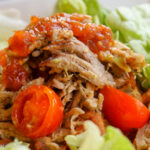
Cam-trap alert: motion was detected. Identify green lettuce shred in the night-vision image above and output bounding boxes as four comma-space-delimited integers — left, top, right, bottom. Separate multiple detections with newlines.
105, 4, 150, 63
55, 0, 109, 24
65, 121, 135, 150
0, 139, 30, 150
55, 0, 86, 14
137, 64, 150, 89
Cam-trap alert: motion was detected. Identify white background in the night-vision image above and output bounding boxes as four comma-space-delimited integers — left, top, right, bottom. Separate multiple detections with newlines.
0, 0, 149, 21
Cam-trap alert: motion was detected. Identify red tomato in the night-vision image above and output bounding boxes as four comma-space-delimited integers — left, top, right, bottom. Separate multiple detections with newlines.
12, 85, 64, 139
101, 86, 150, 131
0, 50, 7, 67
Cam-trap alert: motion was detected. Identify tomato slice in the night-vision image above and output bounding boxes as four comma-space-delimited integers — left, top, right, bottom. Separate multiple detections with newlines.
12, 85, 64, 139
101, 86, 150, 131
0, 50, 7, 67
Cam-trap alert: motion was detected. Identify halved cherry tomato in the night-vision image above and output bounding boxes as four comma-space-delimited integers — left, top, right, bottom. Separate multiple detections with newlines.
101, 86, 150, 131
12, 85, 64, 139
0, 50, 7, 67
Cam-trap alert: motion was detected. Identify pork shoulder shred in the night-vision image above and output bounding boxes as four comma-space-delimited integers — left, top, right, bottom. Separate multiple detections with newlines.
135, 122, 150, 150
99, 41, 145, 72
40, 38, 115, 88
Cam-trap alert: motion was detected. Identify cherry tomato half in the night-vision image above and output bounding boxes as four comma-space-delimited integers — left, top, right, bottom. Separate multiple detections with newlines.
101, 86, 150, 131
12, 85, 64, 139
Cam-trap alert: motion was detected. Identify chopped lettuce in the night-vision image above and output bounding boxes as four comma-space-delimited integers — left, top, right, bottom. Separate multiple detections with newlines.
105, 4, 150, 63
55, 0, 109, 24
82, 0, 109, 24
65, 121, 135, 150
137, 64, 150, 89
102, 126, 135, 150
0, 139, 30, 150
55, 0, 86, 14
65, 121, 104, 150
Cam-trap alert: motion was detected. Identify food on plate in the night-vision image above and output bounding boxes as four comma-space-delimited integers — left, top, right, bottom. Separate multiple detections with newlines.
101, 86, 149, 131
0, 139, 30, 150
12, 85, 63, 139
65, 121, 135, 150
56, 0, 150, 90
0, 10, 149, 150
0, 9, 26, 50
56, 0, 109, 24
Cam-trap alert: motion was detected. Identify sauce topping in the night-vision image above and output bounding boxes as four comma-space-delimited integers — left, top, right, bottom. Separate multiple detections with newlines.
2, 59, 28, 91
8, 31, 36, 57
0, 50, 7, 67
8, 13, 114, 57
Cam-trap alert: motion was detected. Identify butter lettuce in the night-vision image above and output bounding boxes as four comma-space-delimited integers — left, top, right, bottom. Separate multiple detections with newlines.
55, 0, 86, 14
65, 121, 135, 150
105, 4, 150, 63
102, 126, 135, 150
0, 139, 30, 150
55, 0, 109, 24
65, 121, 104, 150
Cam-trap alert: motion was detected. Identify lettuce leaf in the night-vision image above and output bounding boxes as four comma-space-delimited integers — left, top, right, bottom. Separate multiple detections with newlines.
65, 121, 135, 150
0, 139, 30, 150
55, 0, 86, 14
105, 4, 150, 63
55, 0, 109, 24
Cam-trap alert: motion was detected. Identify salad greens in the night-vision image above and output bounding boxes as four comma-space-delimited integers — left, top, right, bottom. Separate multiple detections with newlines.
0, 139, 30, 150
55, 0, 86, 14
55, 0, 109, 24
105, 4, 150, 63
65, 121, 135, 150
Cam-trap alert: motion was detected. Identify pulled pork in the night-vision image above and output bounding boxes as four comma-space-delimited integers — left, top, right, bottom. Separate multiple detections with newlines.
135, 122, 150, 150
0, 13, 147, 150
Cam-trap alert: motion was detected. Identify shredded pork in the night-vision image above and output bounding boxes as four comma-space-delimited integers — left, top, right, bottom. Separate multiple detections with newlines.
0, 13, 148, 150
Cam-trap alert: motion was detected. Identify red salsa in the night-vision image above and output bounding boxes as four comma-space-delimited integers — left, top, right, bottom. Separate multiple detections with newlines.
8, 13, 114, 57
2, 59, 28, 91
0, 50, 7, 67
9, 31, 36, 57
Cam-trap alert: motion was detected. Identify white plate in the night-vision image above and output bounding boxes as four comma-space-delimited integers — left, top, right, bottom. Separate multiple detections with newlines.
0, 0, 149, 21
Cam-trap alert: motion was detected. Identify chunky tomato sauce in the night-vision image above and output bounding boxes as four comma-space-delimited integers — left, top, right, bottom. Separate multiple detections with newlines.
4, 13, 114, 91
9, 31, 36, 57
0, 50, 7, 67
2, 59, 28, 91
8, 13, 113, 57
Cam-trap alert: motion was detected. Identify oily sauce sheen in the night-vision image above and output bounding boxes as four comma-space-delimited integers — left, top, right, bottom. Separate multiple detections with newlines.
2, 59, 28, 91
8, 13, 114, 57
4, 13, 114, 91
